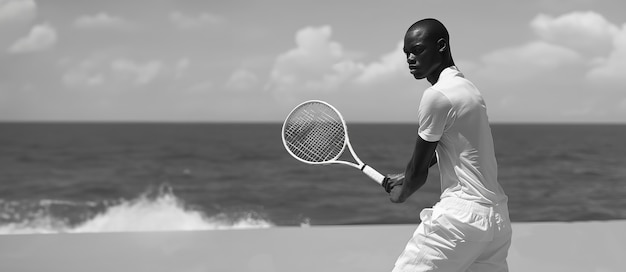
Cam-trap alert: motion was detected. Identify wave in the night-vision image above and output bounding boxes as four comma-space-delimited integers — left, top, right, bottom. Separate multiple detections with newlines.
0, 186, 274, 235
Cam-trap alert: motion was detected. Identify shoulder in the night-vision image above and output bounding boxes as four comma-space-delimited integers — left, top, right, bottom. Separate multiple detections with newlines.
420, 88, 453, 112
430, 74, 482, 108
417, 88, 454, 142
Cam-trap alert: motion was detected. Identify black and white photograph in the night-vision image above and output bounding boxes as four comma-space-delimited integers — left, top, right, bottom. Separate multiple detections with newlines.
1, 0, 625, 271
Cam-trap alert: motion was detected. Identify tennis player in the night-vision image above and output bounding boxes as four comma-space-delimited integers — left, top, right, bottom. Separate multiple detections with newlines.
382, 18, 512, 271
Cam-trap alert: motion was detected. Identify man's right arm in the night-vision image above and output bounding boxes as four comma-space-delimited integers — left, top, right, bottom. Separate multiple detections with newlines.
388, 136, 438, 203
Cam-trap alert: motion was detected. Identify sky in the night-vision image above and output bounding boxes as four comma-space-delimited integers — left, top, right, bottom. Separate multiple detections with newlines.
0, 0, 625, 123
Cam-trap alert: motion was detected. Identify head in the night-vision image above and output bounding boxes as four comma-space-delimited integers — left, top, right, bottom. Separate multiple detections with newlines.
403, 18, 454, 85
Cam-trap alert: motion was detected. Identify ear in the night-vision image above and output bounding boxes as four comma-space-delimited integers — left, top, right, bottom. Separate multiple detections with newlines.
437, 38, 448, 53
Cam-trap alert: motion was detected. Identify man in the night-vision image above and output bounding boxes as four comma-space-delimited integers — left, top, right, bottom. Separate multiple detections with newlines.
382, 18, 512, 271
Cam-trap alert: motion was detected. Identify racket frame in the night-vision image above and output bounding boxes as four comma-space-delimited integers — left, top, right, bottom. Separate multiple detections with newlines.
281, 100, 386, 184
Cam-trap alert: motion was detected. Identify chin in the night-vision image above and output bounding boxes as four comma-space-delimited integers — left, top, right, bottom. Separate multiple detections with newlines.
410, 69, 427, 79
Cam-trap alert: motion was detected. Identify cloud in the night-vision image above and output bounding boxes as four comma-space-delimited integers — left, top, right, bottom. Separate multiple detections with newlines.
0, 0, 36, 24
64, 73, 105, 87
62, 56, 188, 88
619, 99, 626, 112
526, 10, 626, 86
474, 41, 582, 82
267, 25, 413, 97
186, 80, 214, 93
111, 58, 164, 85
73, 12, 132, 30
62, 57, 106, 87
530, 11, 618, 54
225, 69, 259, 91
266, 25, 364, 93
174, 58, 190, 79
169, 11, 223, 29
586, 24, 626, 85
8, 23, 57, 53
354, 41, 405, 85
460, 10, 626, 89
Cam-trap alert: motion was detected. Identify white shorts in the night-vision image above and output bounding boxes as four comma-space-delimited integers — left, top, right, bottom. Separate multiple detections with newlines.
392, 197, 512, 272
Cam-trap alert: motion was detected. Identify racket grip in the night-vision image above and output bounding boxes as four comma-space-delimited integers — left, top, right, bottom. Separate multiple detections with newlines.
361, 164, 386, 185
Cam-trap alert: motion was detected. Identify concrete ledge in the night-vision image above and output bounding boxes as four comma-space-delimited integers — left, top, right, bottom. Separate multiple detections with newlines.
1, 220, 625, 272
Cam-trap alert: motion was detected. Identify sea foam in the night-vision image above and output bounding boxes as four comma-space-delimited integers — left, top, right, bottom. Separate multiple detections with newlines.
0, 187, 274, 235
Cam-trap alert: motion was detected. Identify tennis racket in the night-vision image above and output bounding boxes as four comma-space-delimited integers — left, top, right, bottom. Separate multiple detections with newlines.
281, 100, 388, 185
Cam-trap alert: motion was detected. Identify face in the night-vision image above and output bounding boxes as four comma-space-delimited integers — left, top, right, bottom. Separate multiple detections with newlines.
403, 28, 442, 80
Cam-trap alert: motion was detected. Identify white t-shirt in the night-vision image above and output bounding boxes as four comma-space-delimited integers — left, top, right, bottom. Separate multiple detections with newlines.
417, 66, 507, 205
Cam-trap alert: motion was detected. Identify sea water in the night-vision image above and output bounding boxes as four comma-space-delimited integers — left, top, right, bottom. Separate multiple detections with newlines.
1, 123, 625, 234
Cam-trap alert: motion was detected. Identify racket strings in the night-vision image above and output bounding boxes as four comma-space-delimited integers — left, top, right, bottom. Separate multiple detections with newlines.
283, 102, 346, 163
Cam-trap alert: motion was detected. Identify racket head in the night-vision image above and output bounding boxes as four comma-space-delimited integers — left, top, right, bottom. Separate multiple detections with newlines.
282, 100, 348, 165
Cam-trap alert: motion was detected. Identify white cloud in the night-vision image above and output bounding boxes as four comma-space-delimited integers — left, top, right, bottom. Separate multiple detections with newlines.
8, 23, 57, 53
62, 58, 105, 87
467, 10, 626, 88
169, 11, 223, 29
62, 57, 188, 88
267, 26, 414, 96
73, 12, 131, 29
225, 69, 259, 91
531, 11, 618, 54
475, 41, 582, 82
267, 25, 362, 93
186, 80, 214, 93
174, 58, 190, 79
63, 72, 105, 87
586, 24, 626, 85
354, 41, 405, 85
0, 0, 36, 23
618, 99, 626, 112
111, 58, 163, 85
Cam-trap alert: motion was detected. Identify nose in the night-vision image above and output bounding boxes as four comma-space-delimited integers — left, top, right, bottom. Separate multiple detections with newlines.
406, 53, 416, 63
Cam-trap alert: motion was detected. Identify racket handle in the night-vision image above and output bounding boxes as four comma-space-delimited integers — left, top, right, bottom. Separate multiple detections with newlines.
361, 164, 386, 185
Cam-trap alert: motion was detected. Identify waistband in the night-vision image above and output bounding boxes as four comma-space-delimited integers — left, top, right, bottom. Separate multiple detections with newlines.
437, 197, 508, 216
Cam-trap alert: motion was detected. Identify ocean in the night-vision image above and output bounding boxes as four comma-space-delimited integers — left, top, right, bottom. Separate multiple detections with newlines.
1, 123, 625, 234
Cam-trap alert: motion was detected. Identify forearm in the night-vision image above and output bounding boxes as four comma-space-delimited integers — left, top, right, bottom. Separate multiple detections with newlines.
390, 159, 429, 203
429, 152, 437, 168
387, 136, 438, 203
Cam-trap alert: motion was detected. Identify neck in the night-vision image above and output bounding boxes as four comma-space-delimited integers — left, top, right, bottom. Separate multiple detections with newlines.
427, 59, 455, 85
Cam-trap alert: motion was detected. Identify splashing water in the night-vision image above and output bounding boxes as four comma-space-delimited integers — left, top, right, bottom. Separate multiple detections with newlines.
0, 186, 273, 235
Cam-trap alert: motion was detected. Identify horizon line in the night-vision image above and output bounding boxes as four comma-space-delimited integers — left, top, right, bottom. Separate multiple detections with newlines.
0, 120, 625, 125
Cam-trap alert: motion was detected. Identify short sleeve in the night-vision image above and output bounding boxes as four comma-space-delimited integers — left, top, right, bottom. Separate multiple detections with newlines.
417, 88, 454, 142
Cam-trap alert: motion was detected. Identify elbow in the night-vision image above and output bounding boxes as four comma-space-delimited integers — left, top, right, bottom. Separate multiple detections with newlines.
405, 171, 427, 189
388, 167, 429, 204
389, 182, 421, 203
389, 178, 424, 204
388, 184, 409, 203
389, 194, 406, 203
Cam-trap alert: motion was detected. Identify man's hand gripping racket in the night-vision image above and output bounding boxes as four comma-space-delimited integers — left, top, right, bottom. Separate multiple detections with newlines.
281, 100, 390, 188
